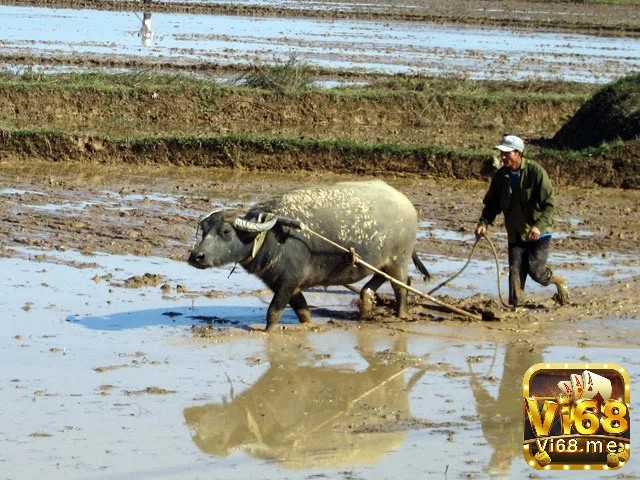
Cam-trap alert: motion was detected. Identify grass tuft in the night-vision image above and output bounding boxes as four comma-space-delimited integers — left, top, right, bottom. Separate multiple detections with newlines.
238, 56, 313, 92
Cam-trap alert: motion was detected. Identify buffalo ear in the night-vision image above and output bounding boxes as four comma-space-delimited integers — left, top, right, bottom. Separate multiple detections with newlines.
198, 209, 225, 236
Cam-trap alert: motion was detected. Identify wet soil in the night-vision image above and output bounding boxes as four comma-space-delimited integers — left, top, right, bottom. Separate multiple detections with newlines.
2, 160, 639, 347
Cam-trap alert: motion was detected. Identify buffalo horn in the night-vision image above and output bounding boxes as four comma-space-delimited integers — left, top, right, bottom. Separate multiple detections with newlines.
233, 212, 278, 232
198, 208, 223, 226
193, 209, 224, 248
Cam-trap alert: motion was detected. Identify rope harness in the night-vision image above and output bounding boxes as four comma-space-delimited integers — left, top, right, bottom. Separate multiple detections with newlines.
194, 212, 509, 321
296, 223, 507, 321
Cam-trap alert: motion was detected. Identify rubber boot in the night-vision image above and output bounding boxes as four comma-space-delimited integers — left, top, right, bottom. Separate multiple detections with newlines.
509, 268, 527, 307
509, 282, 526, 307
550, 275, 570, 305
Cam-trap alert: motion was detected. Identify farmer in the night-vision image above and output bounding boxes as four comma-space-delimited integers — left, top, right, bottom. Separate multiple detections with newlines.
474, 134, 570, 307
138, 0, 153, 46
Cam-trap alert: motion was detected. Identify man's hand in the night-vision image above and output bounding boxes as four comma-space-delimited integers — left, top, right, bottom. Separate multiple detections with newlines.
475, 224, 487, 240
528, 226, 541, 241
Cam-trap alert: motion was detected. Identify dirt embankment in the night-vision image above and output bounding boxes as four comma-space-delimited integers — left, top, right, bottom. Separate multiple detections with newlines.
1, 87, 585, 147
5, 134, 638, 188
1, 78, 639, 188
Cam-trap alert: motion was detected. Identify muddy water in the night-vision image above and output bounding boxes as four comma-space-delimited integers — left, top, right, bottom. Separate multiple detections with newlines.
2, 5, 640, 82
2, 223, 639, 477
2, 1, 640, 475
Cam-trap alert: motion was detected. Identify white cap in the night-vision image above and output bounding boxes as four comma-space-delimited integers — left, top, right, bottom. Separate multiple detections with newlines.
496, 135, 525, 153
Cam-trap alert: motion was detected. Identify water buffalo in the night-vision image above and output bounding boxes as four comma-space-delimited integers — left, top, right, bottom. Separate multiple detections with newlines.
183, 333, 427, 467
188, 180, 429, 330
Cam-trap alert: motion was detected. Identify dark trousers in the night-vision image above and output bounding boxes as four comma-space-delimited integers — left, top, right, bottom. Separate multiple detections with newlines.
508, 237, 553, 305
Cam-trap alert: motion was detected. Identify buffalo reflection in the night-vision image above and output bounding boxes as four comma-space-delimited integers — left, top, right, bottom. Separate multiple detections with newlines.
184, 332, 427, 468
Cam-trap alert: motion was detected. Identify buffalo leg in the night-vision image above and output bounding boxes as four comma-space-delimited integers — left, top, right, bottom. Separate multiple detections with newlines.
385, 264, 409, 317
265, 292, 288, 331
359, 274, 386, 317
390, 274, 409, 317
265, 284, 299, 331
289, 292, 312, 325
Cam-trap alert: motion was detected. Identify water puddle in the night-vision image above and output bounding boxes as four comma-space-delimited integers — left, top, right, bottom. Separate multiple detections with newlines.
2, 5, 639, 82
2, 237, 639, 479
0, 187, 46, 196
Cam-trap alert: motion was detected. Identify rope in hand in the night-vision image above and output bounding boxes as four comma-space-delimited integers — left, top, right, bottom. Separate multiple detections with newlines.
481, 234, 511, 309
426, 234, 510, 309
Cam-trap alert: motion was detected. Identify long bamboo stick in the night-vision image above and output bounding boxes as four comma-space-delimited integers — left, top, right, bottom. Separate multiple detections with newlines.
300, 225, 483, 321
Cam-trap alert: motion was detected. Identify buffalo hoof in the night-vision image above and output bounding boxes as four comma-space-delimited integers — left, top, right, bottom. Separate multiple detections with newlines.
359, 288, 376, 318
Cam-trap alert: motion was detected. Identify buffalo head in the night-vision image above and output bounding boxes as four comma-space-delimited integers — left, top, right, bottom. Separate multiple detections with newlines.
188, 209, 277, 269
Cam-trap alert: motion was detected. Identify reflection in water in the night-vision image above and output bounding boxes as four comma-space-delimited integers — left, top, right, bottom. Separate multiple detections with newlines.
469, 341, 542, 478
184, 333, 427, 468
138, 0, 153, 46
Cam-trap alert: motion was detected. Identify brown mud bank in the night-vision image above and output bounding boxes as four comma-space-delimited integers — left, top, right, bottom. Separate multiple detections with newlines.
1, 77, 639, 188
2, 132, 639, 189
0, 82, 590, 148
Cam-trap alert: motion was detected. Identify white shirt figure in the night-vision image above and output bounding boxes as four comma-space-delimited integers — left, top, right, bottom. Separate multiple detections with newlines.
139, 0, 153, 46
139, 12, 153, 46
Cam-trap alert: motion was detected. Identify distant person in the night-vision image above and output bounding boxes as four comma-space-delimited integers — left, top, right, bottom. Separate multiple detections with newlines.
474, 134, 569, 307
138, 0, 153, 46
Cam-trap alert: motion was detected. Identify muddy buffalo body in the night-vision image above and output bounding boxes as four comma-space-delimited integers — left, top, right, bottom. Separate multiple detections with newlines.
188, 180, 429, 330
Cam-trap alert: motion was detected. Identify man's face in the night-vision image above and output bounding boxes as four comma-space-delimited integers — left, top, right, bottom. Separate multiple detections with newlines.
500, 150, 522, 171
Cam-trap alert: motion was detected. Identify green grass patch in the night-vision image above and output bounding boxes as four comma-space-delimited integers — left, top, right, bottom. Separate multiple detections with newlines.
0, 64, 597, 101
238, 56, 313, 92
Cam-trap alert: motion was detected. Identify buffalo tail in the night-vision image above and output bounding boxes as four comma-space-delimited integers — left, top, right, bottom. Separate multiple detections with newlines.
412, 251, 431, 281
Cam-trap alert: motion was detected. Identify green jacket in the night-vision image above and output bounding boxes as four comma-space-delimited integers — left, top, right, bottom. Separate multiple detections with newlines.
478, 157, 555, 244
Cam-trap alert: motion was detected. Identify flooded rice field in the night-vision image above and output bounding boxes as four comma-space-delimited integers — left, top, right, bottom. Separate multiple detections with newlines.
2, 4, 640, 82
1, 164, 640, 479
2, 0, 640, 477
3, 244, 640, 480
